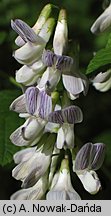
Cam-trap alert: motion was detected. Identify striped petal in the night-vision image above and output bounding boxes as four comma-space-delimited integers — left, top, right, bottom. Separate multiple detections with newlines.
62, 74, 84, 95
25, 87, 39, 115
48, 110, 64, 124
36, 90, 52, 119
62, 105, 83, 124
11, 19, 43, 44
89, 143, 105, 170
75, 143, 92, 172
48, 105, 83, 124
10, 94, 26, 113
75, 142, 105, 172
10, 117, 45, 146
42, 50, 57, 67
56, 55, 73, 72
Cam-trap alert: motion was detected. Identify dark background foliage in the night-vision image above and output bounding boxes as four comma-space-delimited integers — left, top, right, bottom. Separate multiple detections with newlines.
0, 0, 111, 199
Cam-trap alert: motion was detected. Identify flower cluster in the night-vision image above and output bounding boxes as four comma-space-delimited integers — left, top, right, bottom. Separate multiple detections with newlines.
10, 4, 105, 200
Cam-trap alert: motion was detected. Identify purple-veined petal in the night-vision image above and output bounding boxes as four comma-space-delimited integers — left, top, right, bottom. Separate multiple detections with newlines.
48, 110, 64, 124
10, 94, 26, 113
25, 87, 39, 115
75, 143, 92, 172
90, 143, 105, 170
42, 50, 57, 67
62, 105, 83, 124
11, 19, 44, 44
75, 142, 105, 172
37, 90, 52, 119
62, 74, 84, 95
48, 105, 83, 124
10, 117, 45, 146
10, 125, 31, 146
56, 55, 73, 72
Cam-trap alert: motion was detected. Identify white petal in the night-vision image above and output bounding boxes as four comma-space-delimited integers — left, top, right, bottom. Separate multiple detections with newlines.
39, 18, 55, 43
10, 94, 26, 113
92, 71, 111, 83
13, 150, 50, 188
62, 74, 84, 95
22, 117, 45, 140
53, 9, 68, 55
63, 124, 74, 148
10, 188, 30, 200
56, 127, 65, 149
38, 67, 60, 92
10, 118, 45, 146
16, 62, 44, 86
91, 3, 111, 34
93, 75, 111, 92
13, 147, 36, 164
13, 42, 45, 65
77, 170, 101, 194
15, 35, 25, 46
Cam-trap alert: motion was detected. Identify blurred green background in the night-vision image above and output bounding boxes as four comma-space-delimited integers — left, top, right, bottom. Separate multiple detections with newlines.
0, 0, 111, 200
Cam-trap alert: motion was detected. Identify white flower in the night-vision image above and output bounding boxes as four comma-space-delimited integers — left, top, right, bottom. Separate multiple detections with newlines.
91, 3, 111, 34
11, 18, 55, 65
48, 105, 83, 149
74, 142, 105, 194
15, 60, 45, 86
11, 173, 48, 200
92, 69, 111, 92
53, 9, 68, 55
10, 87, 52, 146
46, 158, 81, 200
12, 145, 52, 188
39, 9, 89, 97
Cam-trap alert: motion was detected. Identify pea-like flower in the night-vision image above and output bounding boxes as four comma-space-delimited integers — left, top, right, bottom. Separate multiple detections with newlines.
91, 69, 111, 92
12, 132, 56, 188
10, 87, 52, 146
38, 9, 89, 97
74, 142, 105, 194
11, 172, 48, 200
11, 4, 56, 86
46, 158, 81, 200
91, 2, 111, 34
48, 105, 83, 149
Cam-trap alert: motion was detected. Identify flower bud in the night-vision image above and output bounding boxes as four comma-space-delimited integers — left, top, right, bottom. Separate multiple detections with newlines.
53, 9, 68, 55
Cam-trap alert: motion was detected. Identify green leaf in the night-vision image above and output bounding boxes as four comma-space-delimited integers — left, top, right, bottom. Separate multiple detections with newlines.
0, 90, 24, 166
86, 47, 111, 74
93, 130, 111, 166
106, 33, 111, 48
